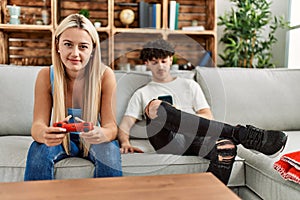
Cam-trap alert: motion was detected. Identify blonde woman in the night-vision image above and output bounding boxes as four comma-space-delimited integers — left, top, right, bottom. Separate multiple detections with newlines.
24, 14, 122, 180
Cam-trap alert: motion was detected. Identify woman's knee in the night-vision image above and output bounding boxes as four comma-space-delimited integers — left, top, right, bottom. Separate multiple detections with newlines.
89, 141, 121, 162
89, 141, 122, 176
27, 141, 65, 161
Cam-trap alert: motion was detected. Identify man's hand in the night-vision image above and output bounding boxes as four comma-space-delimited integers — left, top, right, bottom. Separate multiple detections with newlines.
144, 99, 162, 119
120, 142, 144, 154
118, 116, 142, 153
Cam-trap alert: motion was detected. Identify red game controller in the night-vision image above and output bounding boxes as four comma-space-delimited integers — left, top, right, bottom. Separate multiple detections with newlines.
53, 122, 94, 132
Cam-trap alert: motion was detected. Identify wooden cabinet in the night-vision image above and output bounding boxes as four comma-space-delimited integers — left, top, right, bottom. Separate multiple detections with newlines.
0, 0, 53, 65
0, 0, 216, 69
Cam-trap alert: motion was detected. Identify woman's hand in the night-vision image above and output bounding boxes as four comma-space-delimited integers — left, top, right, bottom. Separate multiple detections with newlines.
80, 125, 108, 144
43, 126, 67, 146
42, 115, 71, 146
74, 117, 108, 144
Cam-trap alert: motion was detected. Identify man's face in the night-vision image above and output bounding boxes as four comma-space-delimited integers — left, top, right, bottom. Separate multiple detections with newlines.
145, 56, 173, 82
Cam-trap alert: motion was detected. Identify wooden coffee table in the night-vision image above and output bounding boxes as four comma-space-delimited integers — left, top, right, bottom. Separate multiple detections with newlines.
0, 173, 240, 200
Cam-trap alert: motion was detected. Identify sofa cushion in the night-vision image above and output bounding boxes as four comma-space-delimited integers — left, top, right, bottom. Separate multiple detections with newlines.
0, 66, 44, 136
0, 136, 32, 182
0, 135, 244, 186
237, 131, 300, 200
0, 136, 95, 181
195, 67, 300, 131
115, 71, 152, 125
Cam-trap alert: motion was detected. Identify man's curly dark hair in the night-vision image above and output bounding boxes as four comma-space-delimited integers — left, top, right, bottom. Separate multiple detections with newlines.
140, 39, 175, 62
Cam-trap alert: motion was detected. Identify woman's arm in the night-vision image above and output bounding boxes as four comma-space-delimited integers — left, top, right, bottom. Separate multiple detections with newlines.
31, 67, 67, 146
80, 67, 117, 144
99, 67, 118, 141
80, 67, 118, 144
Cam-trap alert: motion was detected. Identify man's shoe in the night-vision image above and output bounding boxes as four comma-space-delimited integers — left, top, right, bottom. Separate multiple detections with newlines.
234, 125, 288, 156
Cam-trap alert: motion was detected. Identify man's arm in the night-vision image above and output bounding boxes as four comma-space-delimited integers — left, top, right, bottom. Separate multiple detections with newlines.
196, 108, 214, 120
118, 115, 144, 154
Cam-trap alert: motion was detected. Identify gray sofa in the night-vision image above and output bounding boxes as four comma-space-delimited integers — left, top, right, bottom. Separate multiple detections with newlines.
0, 65, 299, 200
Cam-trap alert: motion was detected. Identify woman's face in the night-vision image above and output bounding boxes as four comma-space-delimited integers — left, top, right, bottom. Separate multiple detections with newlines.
57, 27, 93, 73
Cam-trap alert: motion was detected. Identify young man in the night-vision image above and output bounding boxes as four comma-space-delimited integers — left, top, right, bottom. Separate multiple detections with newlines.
118, 39, 287, 184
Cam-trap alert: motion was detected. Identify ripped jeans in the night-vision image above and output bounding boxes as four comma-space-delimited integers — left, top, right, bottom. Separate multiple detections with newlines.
24, 139, 122, 181
146, 101, 237, 185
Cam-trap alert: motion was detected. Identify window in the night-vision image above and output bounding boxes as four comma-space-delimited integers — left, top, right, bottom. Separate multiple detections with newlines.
287, 0, 300, 68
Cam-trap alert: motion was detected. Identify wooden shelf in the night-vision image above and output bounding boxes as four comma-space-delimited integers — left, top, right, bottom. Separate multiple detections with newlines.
113, 28, 215, 35
95, 27, 111, 33
169, 30, 216, 36
113, 28, 164, 34
0, 0, 217, 68
0, 24, 53, 31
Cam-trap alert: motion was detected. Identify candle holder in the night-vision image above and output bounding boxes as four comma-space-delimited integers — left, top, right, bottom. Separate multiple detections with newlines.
7, 5, 21, 24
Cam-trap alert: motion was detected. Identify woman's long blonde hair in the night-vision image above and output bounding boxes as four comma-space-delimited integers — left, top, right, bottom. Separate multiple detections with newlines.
52, 14, 106, 155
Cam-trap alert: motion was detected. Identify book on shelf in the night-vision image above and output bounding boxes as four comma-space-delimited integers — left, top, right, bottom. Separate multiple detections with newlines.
138, 1, 161, 29
175, 2, 179, 30
156, 3, 161, 29
198, 51, 214, 67
151, 3, 156, 28
181, 26, 205, 31
139, 0, 149, 28
169, 1, 176, 30
169, 1, 180, 30
148, 3, 153, 27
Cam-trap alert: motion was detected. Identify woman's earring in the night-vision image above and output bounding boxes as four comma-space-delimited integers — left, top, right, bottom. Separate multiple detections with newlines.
57, 50, 60, 53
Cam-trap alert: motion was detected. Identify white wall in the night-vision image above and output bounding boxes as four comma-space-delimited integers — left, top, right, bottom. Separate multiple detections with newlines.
287, 0, 300, 68
216, 0, 289, 67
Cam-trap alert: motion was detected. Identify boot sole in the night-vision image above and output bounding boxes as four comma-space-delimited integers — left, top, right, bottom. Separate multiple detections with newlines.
251, 133, 288, 158
269, 133, 288, 158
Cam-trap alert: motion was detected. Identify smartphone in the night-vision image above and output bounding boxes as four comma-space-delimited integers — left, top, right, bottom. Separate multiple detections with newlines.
158, 95, 173, 105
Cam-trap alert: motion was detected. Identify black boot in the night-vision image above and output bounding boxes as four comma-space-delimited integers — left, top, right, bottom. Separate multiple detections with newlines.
233, 125, 288, 156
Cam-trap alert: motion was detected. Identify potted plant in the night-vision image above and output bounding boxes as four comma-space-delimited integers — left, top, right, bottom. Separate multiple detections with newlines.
218, 0, 289, 68
79, 9, 90, 18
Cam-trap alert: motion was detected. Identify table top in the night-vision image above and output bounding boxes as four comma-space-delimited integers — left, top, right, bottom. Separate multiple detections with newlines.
0, 173, 240, 200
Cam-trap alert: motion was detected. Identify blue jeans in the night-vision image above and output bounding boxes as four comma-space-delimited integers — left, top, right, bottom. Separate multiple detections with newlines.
24, 140, 122, 181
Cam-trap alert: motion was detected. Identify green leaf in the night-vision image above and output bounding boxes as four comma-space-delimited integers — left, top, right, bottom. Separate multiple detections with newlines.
217, 0, 289, 68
